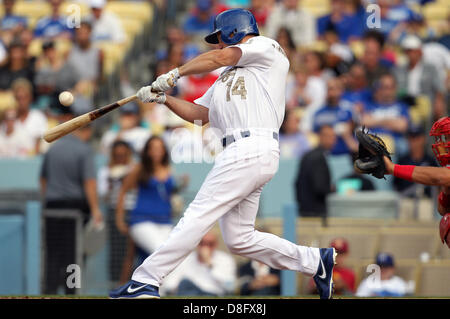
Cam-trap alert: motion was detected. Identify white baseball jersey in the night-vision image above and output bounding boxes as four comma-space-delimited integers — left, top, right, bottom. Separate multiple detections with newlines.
194, 36, 289, 135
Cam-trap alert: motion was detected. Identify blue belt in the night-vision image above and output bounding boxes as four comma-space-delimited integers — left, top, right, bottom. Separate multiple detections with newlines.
222, 131, 279, 148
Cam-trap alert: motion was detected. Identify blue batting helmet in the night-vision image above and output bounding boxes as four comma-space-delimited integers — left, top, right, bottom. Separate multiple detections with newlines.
205, 8, 259, 45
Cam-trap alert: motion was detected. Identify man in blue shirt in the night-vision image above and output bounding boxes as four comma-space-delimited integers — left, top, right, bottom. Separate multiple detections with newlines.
317, 0, 363, 43
183, 0, 215, 37
341, 63, 372, 114
34, 0, 73, 39
361, 73, 410, 155
313, 78, 358, 155
0, 0, 27, 31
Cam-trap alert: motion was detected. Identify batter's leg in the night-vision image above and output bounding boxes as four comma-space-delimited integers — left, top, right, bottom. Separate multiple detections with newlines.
130, 150, 271, 287
219, 186, 320, 276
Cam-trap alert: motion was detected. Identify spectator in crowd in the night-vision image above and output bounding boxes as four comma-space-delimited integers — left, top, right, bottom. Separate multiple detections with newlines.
40, 106, 103, 294
238, 259, 280, 296
341, 62, 372, 116
98, 140, 136, 213
360, 73, 409, 155
88, 0, 126, 44
12, 78, 48, 154
361, 30, 392, 88
296, 52, 328, 132
317, 0, 362, 43
295, 125, 335, 218
394, 35, 447, 122
325, 41, 354, 77
274, 27, 299, 68
100, 102, 151, 156
0, 0, 27, 32
286, 67, 316, 110
183, 0, 215, 38
387, 0, 415, 25
265, 0, 316, 47
356, 253, 409, 297
65, 19, 103, 114
393, 124, 437, 198
115, 136, 188, 256
0, 40, 35, 90
312, 77, 358, 155
0, 107, 34, 158
67, 21, 103, 84
97, 140, 136, 285
389, 12, 436, 45
34, 41, 78, 109
248, 0, 270, 29
163, 231, 236, 296
156, 27, 201, 66
376, 0, 399, 38
34, 0, 73, 39
279, 109, 310, 159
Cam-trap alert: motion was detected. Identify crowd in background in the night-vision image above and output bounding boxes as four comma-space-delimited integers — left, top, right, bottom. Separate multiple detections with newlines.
0, 0, 449, 297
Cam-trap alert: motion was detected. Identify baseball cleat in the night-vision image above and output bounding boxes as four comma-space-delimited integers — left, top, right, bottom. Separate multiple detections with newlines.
109, 280, 160, 299
313, 247, 337, 299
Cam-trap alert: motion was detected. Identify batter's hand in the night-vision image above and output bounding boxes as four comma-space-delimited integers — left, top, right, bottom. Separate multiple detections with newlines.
136, 86, 167, 104
151, 68, 180, 92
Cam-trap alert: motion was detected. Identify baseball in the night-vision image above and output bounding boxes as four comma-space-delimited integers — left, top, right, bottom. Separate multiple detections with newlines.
59, 91, 74, 106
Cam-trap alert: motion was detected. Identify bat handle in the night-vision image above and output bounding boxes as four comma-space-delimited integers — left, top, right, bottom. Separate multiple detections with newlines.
117, 95, 137, 106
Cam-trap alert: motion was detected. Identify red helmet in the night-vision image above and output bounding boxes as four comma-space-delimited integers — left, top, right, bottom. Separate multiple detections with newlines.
430, 117, 450, 167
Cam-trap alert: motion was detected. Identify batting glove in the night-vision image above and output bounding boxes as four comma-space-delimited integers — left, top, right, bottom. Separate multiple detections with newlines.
151, 68, 180, 92
136, 86, 167, 104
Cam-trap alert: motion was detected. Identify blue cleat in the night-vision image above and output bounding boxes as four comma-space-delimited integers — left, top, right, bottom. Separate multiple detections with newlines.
313, 247, 337, 299
109, 280, 160, 299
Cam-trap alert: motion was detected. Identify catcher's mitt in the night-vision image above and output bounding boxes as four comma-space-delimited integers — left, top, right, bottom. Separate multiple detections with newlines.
354, 127, 391, 179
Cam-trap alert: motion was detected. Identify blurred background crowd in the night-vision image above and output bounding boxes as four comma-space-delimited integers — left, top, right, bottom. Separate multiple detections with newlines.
0, 0, 449, 297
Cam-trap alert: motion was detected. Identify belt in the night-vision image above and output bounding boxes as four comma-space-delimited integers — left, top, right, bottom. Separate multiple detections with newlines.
222, 130, 279, 148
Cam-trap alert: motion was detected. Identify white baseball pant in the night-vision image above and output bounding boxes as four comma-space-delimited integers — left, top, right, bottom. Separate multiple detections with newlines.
132, 133, 320, 287
129, 222, 173, 254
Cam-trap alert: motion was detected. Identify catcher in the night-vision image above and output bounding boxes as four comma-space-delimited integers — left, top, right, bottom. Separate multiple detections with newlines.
354, 117, 450, 249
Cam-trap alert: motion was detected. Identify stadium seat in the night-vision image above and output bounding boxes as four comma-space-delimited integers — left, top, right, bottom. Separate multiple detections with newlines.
297, 229, 320, 247
303, 6, 331, 17
0, 92, 16, 113
378, 228, 438, 259
416, 260, 450, 296
120, 18, 144, 40
327, 191, 398, 219
94, 41, 127, 75
105, 1, 153, 23
13, 1, 51, 19
422, 3, 449, 21
327, 217, 386, 229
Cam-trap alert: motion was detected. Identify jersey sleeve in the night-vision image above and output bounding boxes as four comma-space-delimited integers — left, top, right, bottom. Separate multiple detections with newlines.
194, 83, 215, 108
230, 38, 274, 69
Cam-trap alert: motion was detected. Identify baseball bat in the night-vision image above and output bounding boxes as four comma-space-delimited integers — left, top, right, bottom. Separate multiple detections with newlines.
43, 95, 137, 143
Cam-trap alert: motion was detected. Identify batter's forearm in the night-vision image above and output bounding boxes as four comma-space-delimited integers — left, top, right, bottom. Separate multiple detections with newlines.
178, 48, 241, 77
164, 95, 209, 125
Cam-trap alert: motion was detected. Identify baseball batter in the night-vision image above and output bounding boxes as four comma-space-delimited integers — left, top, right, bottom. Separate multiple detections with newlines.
110, 9, 336, 299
